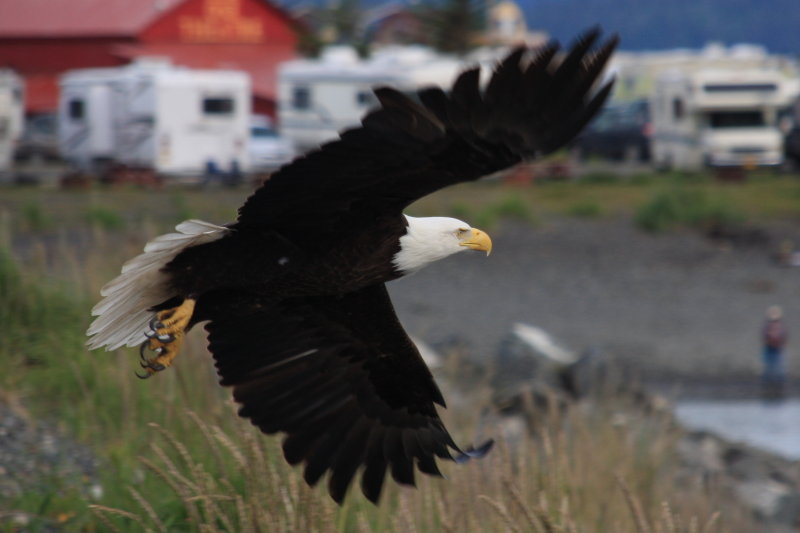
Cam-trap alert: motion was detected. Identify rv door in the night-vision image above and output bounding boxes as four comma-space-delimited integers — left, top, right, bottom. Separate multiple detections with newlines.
87, 85, 114, 161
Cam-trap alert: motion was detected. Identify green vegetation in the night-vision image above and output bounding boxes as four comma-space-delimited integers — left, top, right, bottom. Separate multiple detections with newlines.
1, 170, 797, 530
84, 206, 125, 230
21, 200, 54, 231
446, 193, 536, 229
578, 171, 620, 185
409, 169, 800, 224
0, 240, 743, 530
635, 187, 746, 233
171, 193, 197, 223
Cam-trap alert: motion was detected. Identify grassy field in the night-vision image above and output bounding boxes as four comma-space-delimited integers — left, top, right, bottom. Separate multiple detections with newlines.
2, 170, 796, 531
3, 168, 799, 237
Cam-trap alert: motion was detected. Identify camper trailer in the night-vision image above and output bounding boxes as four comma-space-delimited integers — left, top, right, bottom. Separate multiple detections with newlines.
59, 59, 250, 177
278, 46, 463, 151
651, 69, 800, 170
0, 69, 24, 172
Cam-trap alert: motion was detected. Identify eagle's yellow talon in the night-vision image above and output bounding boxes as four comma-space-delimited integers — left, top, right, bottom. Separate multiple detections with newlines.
136, 299, 195, 378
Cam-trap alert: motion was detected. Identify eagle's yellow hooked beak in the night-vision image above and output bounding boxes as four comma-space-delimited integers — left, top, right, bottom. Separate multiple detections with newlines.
459, 228, 493, 256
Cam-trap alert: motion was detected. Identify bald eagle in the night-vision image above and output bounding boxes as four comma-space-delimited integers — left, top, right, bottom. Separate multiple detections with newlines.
87, 30, 617, 504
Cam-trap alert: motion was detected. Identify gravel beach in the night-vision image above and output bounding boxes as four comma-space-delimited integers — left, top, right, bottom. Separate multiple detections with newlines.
388, 216, 800, 388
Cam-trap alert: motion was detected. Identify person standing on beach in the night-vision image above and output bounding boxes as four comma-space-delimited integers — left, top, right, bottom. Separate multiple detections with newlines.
762, 305, 788, 392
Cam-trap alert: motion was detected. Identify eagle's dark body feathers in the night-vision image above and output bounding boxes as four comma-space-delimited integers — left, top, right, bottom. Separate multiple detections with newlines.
90, 29, 618, 504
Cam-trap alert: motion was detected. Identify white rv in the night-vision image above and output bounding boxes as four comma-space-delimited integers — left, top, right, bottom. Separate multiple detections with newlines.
59, 59, 251, 177
278, 46, 464, 151
0, 69, 24, 172
650, 69, 800, 170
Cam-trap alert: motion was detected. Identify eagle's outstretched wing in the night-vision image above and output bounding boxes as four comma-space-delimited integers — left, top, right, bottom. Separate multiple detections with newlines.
205, 283, 491, 503
237, 29, 617, 246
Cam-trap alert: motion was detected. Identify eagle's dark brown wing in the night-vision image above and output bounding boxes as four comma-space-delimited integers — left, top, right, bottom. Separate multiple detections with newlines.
205, 283, 491, 503
236, 29, 617, 246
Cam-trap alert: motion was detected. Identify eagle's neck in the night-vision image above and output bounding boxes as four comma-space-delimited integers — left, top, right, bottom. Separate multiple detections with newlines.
392, 215, 463, 275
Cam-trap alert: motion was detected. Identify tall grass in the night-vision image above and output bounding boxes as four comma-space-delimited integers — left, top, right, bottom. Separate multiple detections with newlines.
0, 229, 237, 529
85, 393, 743, 533
0, 242, 755, 533
0, 185, 771, 532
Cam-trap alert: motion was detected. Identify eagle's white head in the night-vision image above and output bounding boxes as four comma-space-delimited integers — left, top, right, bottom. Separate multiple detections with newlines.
393, 215, 492, 275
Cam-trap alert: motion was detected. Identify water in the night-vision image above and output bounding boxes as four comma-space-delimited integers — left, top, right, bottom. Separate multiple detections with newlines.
674, 399, 800, 460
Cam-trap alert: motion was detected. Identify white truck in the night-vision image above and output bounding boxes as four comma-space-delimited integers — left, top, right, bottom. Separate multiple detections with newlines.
59, 59, 251, 178
0, 69, 24, 172
277, 46, 464, 152
650, 69, 800, 170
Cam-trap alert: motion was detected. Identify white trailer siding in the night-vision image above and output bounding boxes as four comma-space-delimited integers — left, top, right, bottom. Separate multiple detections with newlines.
651, 70, 799, 170
278, 46, 463, 151
59, 61, 250, 176
278, 74, 404, 150
0, 70, 23, 171
59, 69, 119, 168
151, 72, 250, 174
115, 72, 159, 168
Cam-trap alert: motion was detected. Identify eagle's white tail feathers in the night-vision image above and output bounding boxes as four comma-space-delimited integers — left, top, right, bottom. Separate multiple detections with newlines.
86, 219, 228, 351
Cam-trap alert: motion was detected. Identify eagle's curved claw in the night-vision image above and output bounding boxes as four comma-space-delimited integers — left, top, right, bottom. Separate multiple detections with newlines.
135, 298, 196, 379
139, 359, 164, 370
139, 358, 165, 371
137, 339, 169, 378
139, 341, 149, 360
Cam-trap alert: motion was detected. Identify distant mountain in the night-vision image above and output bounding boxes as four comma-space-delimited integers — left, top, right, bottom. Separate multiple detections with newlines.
523, 0, 800, 54
276, 0, 800, 54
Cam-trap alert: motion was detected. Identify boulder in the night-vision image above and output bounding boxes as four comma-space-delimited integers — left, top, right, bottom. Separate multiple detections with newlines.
677, 430, 800, 531
491, 322, 578, 411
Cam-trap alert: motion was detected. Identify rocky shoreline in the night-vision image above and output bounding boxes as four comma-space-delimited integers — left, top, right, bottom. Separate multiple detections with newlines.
393, 215, 800, 530
460, 324, 800, 532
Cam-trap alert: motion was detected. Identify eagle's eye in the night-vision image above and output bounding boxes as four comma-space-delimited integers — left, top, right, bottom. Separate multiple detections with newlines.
456, 228, 470, 238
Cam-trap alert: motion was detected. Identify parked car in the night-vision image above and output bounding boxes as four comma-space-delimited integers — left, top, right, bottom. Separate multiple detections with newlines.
248, 115, 297, 172
571, 99, 651, 162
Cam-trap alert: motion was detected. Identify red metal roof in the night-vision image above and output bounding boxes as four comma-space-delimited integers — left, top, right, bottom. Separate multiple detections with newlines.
110, 43, 296, 101
0, 0, 186, 37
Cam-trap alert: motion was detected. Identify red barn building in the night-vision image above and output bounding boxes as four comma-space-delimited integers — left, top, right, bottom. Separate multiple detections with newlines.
0, 0, 300, 117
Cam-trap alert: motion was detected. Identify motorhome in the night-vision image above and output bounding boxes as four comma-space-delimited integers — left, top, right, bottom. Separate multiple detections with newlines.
0, 69, 24, 172
59, 59, 251, 177
277, 46, 464, 151
650, 69, 800, 170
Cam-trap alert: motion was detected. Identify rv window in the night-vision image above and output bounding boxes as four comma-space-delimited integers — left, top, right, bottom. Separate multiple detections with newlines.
251, 126, 278, 138
203, 97, 235, 115
703, 83, 777, 93
292, 87, 311, 110
707, 111, 765, 129
672, 98, 684, 120
68, 99, 85, 121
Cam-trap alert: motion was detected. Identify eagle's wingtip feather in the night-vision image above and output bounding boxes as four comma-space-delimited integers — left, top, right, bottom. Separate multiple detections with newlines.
452, 438, 495, 464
